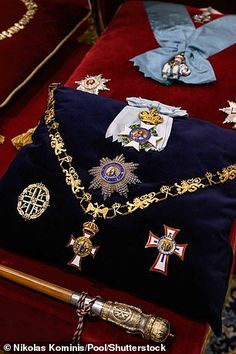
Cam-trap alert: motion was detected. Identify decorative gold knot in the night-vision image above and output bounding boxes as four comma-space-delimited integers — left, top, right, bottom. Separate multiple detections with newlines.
138, 108, 163, 125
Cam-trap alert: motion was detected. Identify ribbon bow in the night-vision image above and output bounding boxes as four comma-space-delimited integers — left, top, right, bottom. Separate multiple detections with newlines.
131, 2, 236, 85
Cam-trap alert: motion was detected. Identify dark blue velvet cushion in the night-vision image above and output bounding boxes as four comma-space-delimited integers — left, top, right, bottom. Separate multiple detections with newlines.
1, 86, 236, 335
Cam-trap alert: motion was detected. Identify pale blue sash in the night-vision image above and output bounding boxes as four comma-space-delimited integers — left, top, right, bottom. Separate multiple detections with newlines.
131, 1, 236, 85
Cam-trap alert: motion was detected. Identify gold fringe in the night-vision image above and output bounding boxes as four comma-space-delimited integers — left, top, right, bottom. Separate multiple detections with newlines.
77, 16, 98, 45
0, 135, 5, 145
11, 126, 37, 150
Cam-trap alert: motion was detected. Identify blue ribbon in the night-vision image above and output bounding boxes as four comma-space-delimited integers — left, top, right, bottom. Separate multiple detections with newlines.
131, 1, 236, 85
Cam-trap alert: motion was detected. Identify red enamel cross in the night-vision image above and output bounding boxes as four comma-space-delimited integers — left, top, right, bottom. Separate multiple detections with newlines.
145, 225, 188, 276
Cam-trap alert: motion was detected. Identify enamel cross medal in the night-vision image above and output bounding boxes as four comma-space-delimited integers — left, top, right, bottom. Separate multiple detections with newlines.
118, 108, 163, 152
67, 221, 99, 270
145, 225, 187, 275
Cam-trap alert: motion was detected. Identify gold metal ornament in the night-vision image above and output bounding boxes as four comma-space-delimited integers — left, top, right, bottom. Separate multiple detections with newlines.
101, 301, 171, 342
88, 154, 141, 200
138, 107, 163, 125
67, 221, 99, 270
17, 183, 50, 220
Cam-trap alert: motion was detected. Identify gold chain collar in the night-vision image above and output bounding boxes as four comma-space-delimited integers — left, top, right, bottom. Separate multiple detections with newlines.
0, 0, 38, 41
44, 84, 236, 221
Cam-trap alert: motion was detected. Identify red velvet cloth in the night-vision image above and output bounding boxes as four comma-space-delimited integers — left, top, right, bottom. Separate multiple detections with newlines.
0, 2, 236, 352
66, 1, 236, 128
0, 0, 89, 108
100, 0, 236, 27
0, 39, 90, 177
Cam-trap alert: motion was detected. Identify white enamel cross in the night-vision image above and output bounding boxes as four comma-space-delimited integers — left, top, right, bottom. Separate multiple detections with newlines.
145, 225, 187, 276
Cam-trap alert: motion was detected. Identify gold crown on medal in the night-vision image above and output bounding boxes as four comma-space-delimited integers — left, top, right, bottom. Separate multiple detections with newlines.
138, 108, 163, 126
83, 221, 99, 236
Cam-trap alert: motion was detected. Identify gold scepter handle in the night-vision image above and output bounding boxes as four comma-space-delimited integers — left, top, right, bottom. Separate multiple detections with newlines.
0, 264, 172, 343
100, 301, 171, 342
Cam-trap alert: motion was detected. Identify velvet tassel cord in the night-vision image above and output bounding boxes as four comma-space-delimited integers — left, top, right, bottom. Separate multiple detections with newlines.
0, 264, 172, 343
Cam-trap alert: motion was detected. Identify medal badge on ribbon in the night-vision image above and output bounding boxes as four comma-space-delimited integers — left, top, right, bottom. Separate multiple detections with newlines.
118, 108, 163, 152
67, 221, 99, 270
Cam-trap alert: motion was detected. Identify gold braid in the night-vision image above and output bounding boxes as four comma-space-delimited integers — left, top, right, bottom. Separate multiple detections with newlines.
44, 84, 236, 221
0, 0, 38, 41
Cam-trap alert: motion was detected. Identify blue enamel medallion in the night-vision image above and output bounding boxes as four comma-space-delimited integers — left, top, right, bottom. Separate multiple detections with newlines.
101, 162, 125, 183
129, 127, 151, 143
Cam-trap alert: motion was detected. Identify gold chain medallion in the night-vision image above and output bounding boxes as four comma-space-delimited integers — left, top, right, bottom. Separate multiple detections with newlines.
44, 84, 236, 270
0, 0, 38, 41
17, 183, 50, 220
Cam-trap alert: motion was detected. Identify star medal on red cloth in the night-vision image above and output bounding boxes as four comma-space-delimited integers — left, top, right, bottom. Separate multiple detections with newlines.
75, 74, 110, 95
219, 101, 236, 129
88, 154, 141, 200
17, 183, 50, 220
145, 225, 188, 275
67, 221, 99, 270
118, 108, 163, 152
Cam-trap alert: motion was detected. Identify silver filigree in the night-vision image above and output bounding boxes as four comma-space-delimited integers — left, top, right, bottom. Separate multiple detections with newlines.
17, 183, 50, 220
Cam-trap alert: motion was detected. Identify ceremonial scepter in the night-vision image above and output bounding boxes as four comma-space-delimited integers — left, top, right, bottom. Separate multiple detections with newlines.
0, 264, 172, 343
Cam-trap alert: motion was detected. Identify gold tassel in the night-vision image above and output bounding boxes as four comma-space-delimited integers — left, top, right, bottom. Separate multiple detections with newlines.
11, 126, 37, 150
78, 16, 98, 45
0, 135, 5, 145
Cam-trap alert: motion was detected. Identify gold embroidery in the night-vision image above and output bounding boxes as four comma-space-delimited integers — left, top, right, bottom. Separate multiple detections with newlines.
0, 1, 38, 41
174, 177, 205, 194
44, 84, 236, 223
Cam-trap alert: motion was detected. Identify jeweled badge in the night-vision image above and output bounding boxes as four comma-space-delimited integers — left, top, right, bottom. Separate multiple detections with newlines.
17, 183, 50, 220
118, 122, 162, 151
75, 74, 110, 95
219, 101, 236, 129
67, 221, 99, 270
145, 225, 187, 276
89, 154, 141, 199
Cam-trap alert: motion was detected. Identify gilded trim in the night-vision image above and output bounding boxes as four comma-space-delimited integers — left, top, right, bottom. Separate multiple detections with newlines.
0, 9, 91, 108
